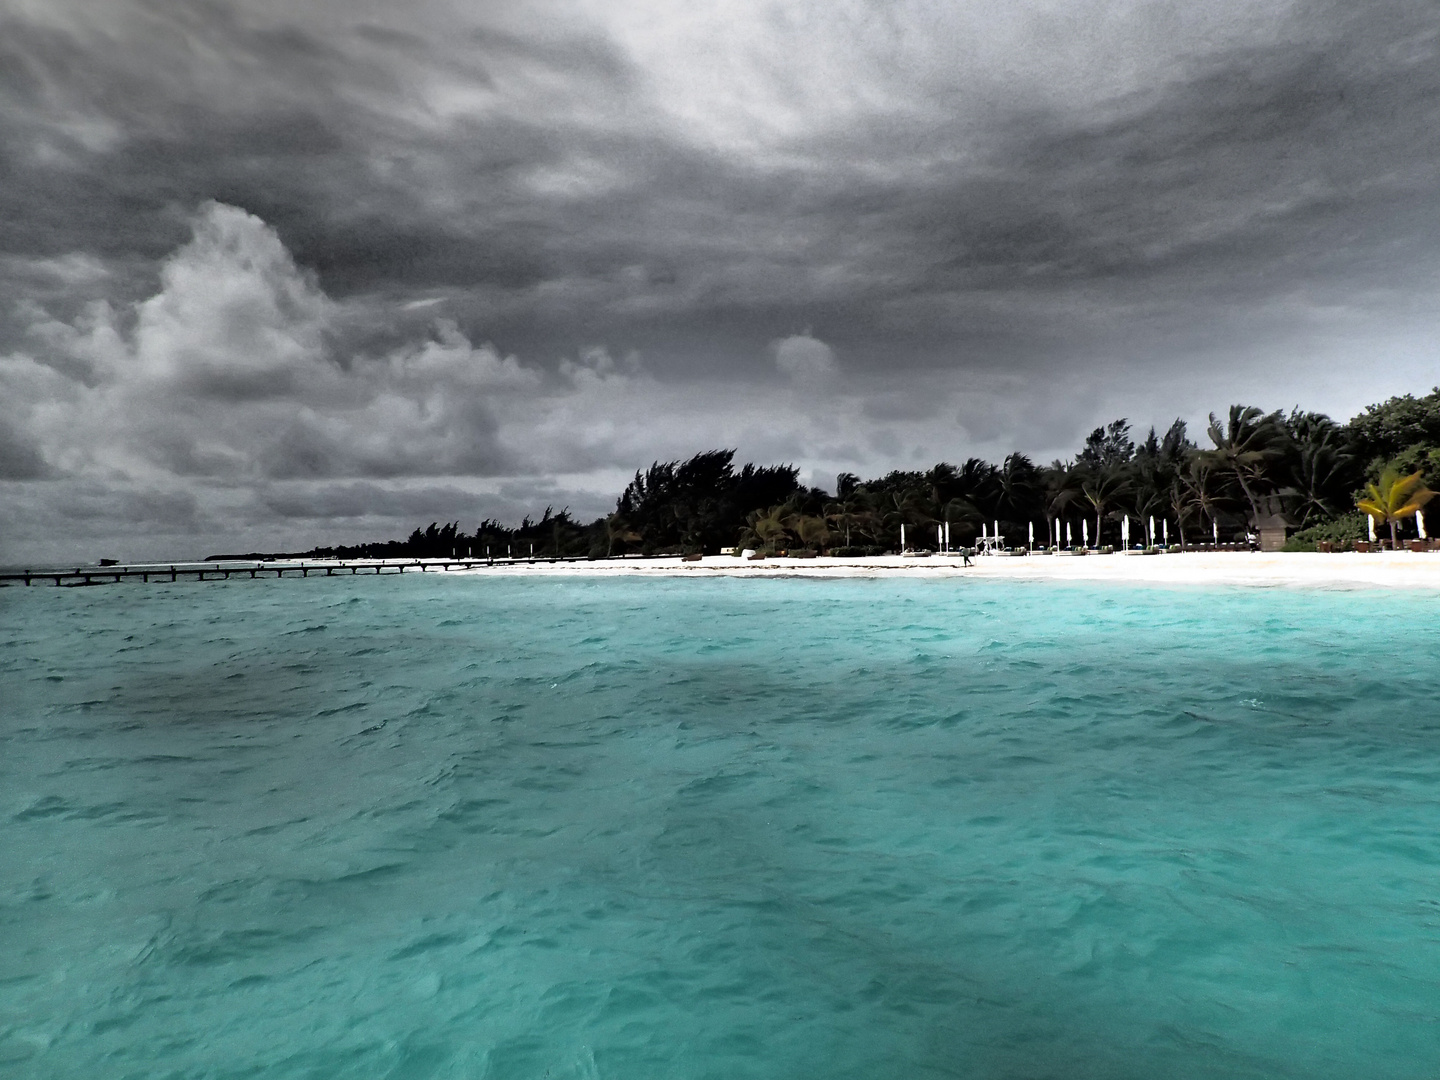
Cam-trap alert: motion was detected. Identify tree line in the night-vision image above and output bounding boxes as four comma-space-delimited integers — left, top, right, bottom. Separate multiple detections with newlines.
297, 387, 1440, 560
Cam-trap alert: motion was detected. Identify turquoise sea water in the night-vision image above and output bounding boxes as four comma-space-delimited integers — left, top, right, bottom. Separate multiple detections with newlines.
2, 574, 1439, 1079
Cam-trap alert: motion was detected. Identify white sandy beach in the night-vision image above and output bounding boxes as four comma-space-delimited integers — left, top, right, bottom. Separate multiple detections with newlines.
460, 550, 1440, 590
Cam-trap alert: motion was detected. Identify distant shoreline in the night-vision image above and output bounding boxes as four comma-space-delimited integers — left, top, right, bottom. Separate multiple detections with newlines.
6, 551, 1439, 591
453, 550, 1440, 591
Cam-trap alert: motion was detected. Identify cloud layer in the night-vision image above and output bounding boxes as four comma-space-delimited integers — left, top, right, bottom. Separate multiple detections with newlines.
3, 0, 1440, 560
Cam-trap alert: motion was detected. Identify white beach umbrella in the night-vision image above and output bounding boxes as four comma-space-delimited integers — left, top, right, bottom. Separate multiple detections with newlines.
1055, 519, 1061, 546
1082, 519, 1089, 547
1368, 515, 1377, 542
900, 523, 906, 550
994, 520, 1000, 544
1148, 515, 1155, 546
937, 524, 944, 550
945, 521, 952, 551
1163, 520, 1169, 546
1065, 522, 1072, 546
1419, 509, 1428, 540
1212, 520, 1219, 545
1028, 521, 1034, 549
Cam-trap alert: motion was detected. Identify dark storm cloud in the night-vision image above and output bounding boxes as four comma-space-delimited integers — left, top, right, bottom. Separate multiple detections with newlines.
14, 479, 209, 530
0, 3, 626, 267
258, 481, 495, 521
740, 25, 1440, 368
3, 0, 1440, 560
256, 477, 612, 525
8, 0, 1439, 357
0, 416, 48, 480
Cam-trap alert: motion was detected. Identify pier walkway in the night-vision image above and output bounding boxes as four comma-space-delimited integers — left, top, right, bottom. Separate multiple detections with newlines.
0, 556, 601, 587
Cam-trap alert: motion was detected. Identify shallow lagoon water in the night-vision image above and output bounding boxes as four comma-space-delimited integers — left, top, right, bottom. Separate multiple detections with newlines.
2, 574, 1439, 1079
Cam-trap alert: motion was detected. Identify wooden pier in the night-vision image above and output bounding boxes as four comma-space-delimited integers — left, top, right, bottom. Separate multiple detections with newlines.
0, 556, 601, 587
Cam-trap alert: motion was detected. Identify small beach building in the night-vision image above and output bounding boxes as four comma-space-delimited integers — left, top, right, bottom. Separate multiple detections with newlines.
1254, 497, 1292, 552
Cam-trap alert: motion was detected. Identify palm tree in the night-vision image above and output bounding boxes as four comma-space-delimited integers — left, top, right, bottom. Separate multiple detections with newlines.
938, 495, 982, 545
1357, 469, 1435, 549
1166, 475, 1200, 547
1201, 405, 1286, 527
1285, 413, 1357, 528
1042, 461, 1084, 545
1174, 457, 1226, 543
825, 491, 880, 548
745, 505, 790, 552
1078, 467, 1130, 547
925, 462, 959, 510
604, 512, 642, 556
997, 453, 1043, 533
793, 514, 832, 552
1127, 473, 1170, 546
883, 489, 935, 542
947, 458, 1001, 524
824, 500, 856, 548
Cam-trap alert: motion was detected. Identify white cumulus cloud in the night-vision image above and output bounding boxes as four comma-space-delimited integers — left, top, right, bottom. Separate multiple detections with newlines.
771, 332, 839, 386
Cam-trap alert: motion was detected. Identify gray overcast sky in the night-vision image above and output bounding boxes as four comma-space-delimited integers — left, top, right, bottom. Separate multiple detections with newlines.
2, 0, 1439, 561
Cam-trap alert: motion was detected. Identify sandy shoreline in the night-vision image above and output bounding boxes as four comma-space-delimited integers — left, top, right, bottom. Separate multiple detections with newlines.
17, 551, 1434, 591
458, 550, 1440, 590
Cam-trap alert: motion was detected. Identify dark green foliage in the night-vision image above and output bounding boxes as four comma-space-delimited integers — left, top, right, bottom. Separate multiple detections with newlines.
1284, 513, 1368, 551
301, 506, 602, 561
614, 450, 803, 555
1281, 410, 1362, 527
997, 453, 1042, 522
1077, 420, 1135, 470
1381, 445, 1440, 485
252, 384, 1440, 561
1347, 388, 1440, 468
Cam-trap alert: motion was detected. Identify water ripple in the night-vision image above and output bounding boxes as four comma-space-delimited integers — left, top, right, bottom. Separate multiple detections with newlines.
2, 576, 1439, 1078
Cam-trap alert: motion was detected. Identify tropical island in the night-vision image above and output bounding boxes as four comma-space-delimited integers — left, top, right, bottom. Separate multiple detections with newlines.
236, 388, 1440, 563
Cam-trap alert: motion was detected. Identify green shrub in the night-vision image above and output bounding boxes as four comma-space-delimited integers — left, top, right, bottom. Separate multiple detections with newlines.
1285, 512, 1368, 552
